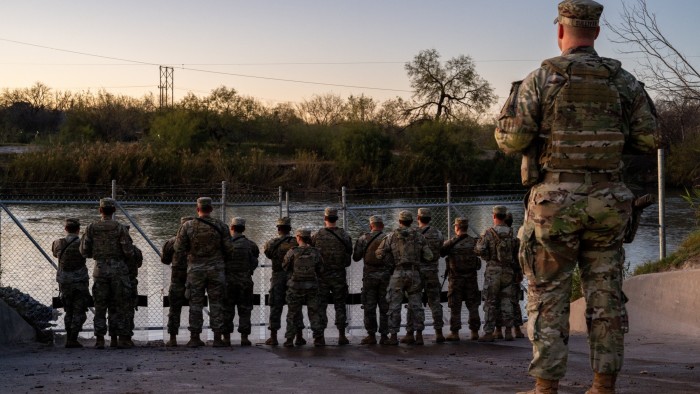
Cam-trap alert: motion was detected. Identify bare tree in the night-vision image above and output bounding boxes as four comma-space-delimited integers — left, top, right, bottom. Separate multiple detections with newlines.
605, 0, 700, 101
404, 49, 495, 121
296, 93, 347, 126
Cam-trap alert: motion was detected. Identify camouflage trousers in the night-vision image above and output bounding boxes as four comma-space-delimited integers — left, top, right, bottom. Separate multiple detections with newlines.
318, 272, 348, 330
285, 286, 323, 339
167, 266, 187, 335
498, 283, 524, 328
387, 268, 423, 334
59, 281, 90, 333
92, 270, 131, 337
268, 271, 304, 332
222, 272, 254, 335
187, 263, 226, 334
406, 267, 444, 331
520, 180, 632, 380
448, 271, 481, 332
482, 264, 515, 333
361, 272, 390, 335
110, 276, 138, 337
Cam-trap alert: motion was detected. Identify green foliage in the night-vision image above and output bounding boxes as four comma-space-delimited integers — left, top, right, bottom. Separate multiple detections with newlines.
666, 133, 700, 186
681, 187, 700, 225
332, 124, 392, 173
633, 230, 700, 275
149, 109, 203, 151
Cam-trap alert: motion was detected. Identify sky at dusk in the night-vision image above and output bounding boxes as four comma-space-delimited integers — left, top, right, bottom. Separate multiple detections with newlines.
1, 0, 698, 115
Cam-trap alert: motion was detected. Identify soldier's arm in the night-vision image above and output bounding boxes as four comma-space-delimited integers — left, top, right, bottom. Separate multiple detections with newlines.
352, 235, 366, 263
495, 70, 545, 154
475, 231, 490, 258
51, 239, 62, 258
282, 249, 294, 272
626, 77, 658, 154
161, 238, 175, 265
440, 237, 454, 257
119, 226, 135, 259
315, 251, 324, 276
173, 222, 190, 254
79, 226, 93, 258
249, 241, 260, 271
220, 223, 237, 260
263, 239, 274, 259
375, 236, 388, 261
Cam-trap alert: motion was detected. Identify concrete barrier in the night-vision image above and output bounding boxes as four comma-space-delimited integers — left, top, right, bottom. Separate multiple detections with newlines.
0, 299, 35, 345
570, 269, 700, 338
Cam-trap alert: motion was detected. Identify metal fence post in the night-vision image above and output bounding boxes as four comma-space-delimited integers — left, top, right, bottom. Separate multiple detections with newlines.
446, 183, 452, 238
111, 179, 117, 219
285, 191, 290, 217
342, 186, 347, 230
278, 187, 283, 218
658, 149, 666, 260
221, 181, 228, 224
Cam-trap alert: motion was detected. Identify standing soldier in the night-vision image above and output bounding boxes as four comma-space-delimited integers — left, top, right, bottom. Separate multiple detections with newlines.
222, 217, 260, 347
352, 215, 389, 345
476, 206, 516, 342
161, 216, 193, 347
495, 1, 656, 391
440, 217, 481, 341
52, 218, 89, 348
376, 210, 433, 346
263, 217, 302, 346
311, 207, 352, 346
174, 197, 234, 348
80, 198, 135, 349
504, 212, 525, 339
283, 228, 325, 347
403, 208, 445, 344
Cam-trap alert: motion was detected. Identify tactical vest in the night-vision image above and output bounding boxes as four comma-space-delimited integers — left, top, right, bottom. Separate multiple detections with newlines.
291, 248, 317, 282
229, 236, 253, 272
271, 236, 296, 272
58, 237, 86, 272
362, 232, 387, 272
314, 228, 350, 271
420, 226, 442, 265
393, 229, 421, 267
91, 220, 123, 260
488, 226, 515, 266
190, 219, 223, 259
447, 236, 479, 274
541, 55, 624, 173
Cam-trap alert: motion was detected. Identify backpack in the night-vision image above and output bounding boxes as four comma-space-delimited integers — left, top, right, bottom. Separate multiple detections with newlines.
489, 228, 514, 265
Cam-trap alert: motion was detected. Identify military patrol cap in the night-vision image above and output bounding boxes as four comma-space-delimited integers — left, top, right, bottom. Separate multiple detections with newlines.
99, 198, 116, 208
399, 210, 413, 221
554, 0, 603, 28
369, 215, 383, 224
295, 227, 311, 238
180, 216, 194, 225
324, 207, 338, 217
64, 218, 80, 227
276, 217, 291, 226
493, 205, 508, 215
454, 217, 469, 228
197, 197, 213, 208
417, 208, 431, 218
230, 217, 246, 226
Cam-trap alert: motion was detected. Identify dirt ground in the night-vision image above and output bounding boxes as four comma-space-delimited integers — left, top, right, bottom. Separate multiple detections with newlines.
1, 331, 698, 394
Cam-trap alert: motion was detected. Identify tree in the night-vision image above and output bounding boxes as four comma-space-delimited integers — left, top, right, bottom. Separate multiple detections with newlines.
296, 93, 347, 126
404, 49, 495, 121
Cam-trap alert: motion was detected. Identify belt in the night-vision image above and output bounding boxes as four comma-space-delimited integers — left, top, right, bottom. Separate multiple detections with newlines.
543, 172, 619, 184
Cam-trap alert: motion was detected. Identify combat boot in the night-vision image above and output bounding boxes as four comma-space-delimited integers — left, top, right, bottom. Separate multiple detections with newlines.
494, 327, 504, 340
516, 378, 559, 394
385, 333, 399, 346
400, 331, 415, 344
212, 332, 226, 347
283, 337, 294, 348
504, 327, 514, 341
240, 334, 251, 346
94, 335, 105, 350
434, 328, 445, 343
110, 335, 118, 348
294, 330, 306, 346
65, 331, 83, 348
445, 330, 460, 342
265, 330, 279, 346
585, 373, 617, 394
414, 330, 424, 345
338, 330, 350, 346
166, 334, 178, 347
470, 330, 480, 341
515, 325, 525, 338
313, 336, 325, 347
186, 333, 205, 348
360, 333, 377, 345
118, 336, 134, 349
379, 334, 390, 345
478, 331, 495, 342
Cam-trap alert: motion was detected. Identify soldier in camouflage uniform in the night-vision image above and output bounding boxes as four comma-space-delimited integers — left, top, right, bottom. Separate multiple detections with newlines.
161, 216, 193, 347
222, 217, 260, 347
502, 212, 525, 339
283, 228, 325, 347
311, 207, 352, 345
52, 218, 89, 348
403, 208, 445, 344
80, 198, 135, 349
263, 217, 303, 346
174, 197, 235, 347
440, 217, 481, 342
352, 215, 390, 345
495, 1, 657, 392
476, 206, 517, 343
109, 228, 142, 348
376, 210, 433, 346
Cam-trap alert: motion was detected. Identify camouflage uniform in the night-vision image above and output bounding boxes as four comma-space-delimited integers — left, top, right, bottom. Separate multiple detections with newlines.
283, 242, 324, 340
162, 231, 189, 335
353, 225, 389, 336
80, 202, 135, 338
376, 213, 433, 335
311, 216, 352, 331
495, 4, 657, 378
223, 230, 260, 336
441, 232, 481, 333
264, 228, 302, 333
407, 213, 444, 332
52, 227, 90, 336
476, 220, 516, 334
174, 203, 235, 335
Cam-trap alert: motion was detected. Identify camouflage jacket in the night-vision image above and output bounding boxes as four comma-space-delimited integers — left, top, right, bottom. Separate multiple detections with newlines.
161, 236, 187, 269
283, 245, 324, 289
174, 216, 235, 268
418, 225, 444, 268
311, 226, 352, 274
52, 234, 88, 284
476, 224, 517, 270
375, 226, 433, 270
263, 234, 298, 272
441, 234, 480, 276
80, 218, 134, 261
227, 234, 260, 274
353, 230, 390, 275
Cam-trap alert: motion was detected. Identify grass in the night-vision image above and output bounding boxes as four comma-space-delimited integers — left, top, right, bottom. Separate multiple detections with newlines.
633, 230, 700, 275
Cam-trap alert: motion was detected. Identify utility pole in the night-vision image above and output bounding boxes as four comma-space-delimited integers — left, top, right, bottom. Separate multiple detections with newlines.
159, 66, 174, 108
